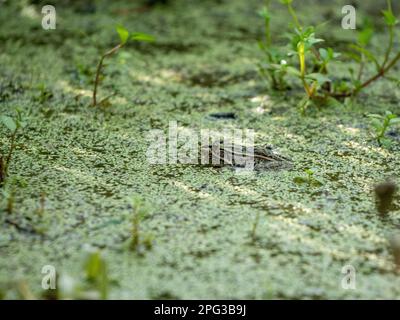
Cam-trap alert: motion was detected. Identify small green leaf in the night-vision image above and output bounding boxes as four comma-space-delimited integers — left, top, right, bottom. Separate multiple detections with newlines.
325, 97, 342, 108
305, 169, 314, 176
368, 113, 383, 119
319, 48, 328, 60
131, 32, 155, 42
357, 26, 374, 46
116, 25, 130, 45
306, 73, 331, 84
286, 66, 301, 76
382, 10, 398, 26
1, 116, 17, 132
258, 7, 270, 19
370, 118, 382, 130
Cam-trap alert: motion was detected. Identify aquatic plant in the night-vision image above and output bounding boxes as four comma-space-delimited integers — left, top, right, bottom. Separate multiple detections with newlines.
40, 249, 110, 300
0, 110, 25, 186
1, 185, 15, 214
84, 250, 108, 299
344, 0, 400, 96
258, 1, 290, 91
92, 25, 154, 107
260, 0, 400, 113
129, 195, 153, 252
34, 83, 53, 103
368, 111, 400, 147
293, 168, 323, 187
250, 212, 261, 244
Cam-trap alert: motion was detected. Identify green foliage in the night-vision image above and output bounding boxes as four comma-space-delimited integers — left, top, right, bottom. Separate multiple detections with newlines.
131, 32, 156, 42
293, 169, 323, 187
116, 25, 130, 45
34, 83, 53, 103
368, 111, 400, 147
0, 109, 25, 186
129, 195, 153, 253
1, 184, 15, 214
1, 109, 25, 133
258, 1, 290, 91
382, 0, 399, 27
46, 250, 111, 299
259, 0, 400, 114
92, 25, 154, 107
84, 250, 108, 299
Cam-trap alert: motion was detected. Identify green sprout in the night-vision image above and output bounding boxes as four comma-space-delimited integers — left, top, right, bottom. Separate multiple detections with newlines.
1, 184, 15, 214
250, 211, 261, 244
129, 195, 153, 253
0, 109, 25, 186
41, 249, 111, 300
368, 111, 400, 147
84, 250, 108, 299
92, 25, 154, 107
293, 168, 323, 187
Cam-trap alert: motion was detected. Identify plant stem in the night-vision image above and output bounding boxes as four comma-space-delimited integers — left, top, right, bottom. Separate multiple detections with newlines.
332, 51, 400, 98
355, 52, 400, 94
92, 44, 122, 107
251, 212, 260, 243
298, 42, 317, 98
382, 25, 394, 68
264, 0, 272, 47
287, 3, 301, 30
4, 131, 17, 177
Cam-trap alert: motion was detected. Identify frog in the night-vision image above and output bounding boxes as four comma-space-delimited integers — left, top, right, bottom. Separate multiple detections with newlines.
201, 141, 292, 171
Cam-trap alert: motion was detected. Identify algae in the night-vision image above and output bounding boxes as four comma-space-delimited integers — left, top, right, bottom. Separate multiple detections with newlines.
0, 0, 400, 299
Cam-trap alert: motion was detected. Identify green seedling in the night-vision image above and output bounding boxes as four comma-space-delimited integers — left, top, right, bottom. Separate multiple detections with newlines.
1, 186, 15, 214
0, 109, 25, 186
92, 25, 154, 107
293, 168, 323, 187
250, 211, 261, 244
43, 249, 111, 300
35, 83, 53, 103
84, 250, 108, 299
129, 195, 153, 253
368, 111, 400, 147
35, 192, 46, 217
